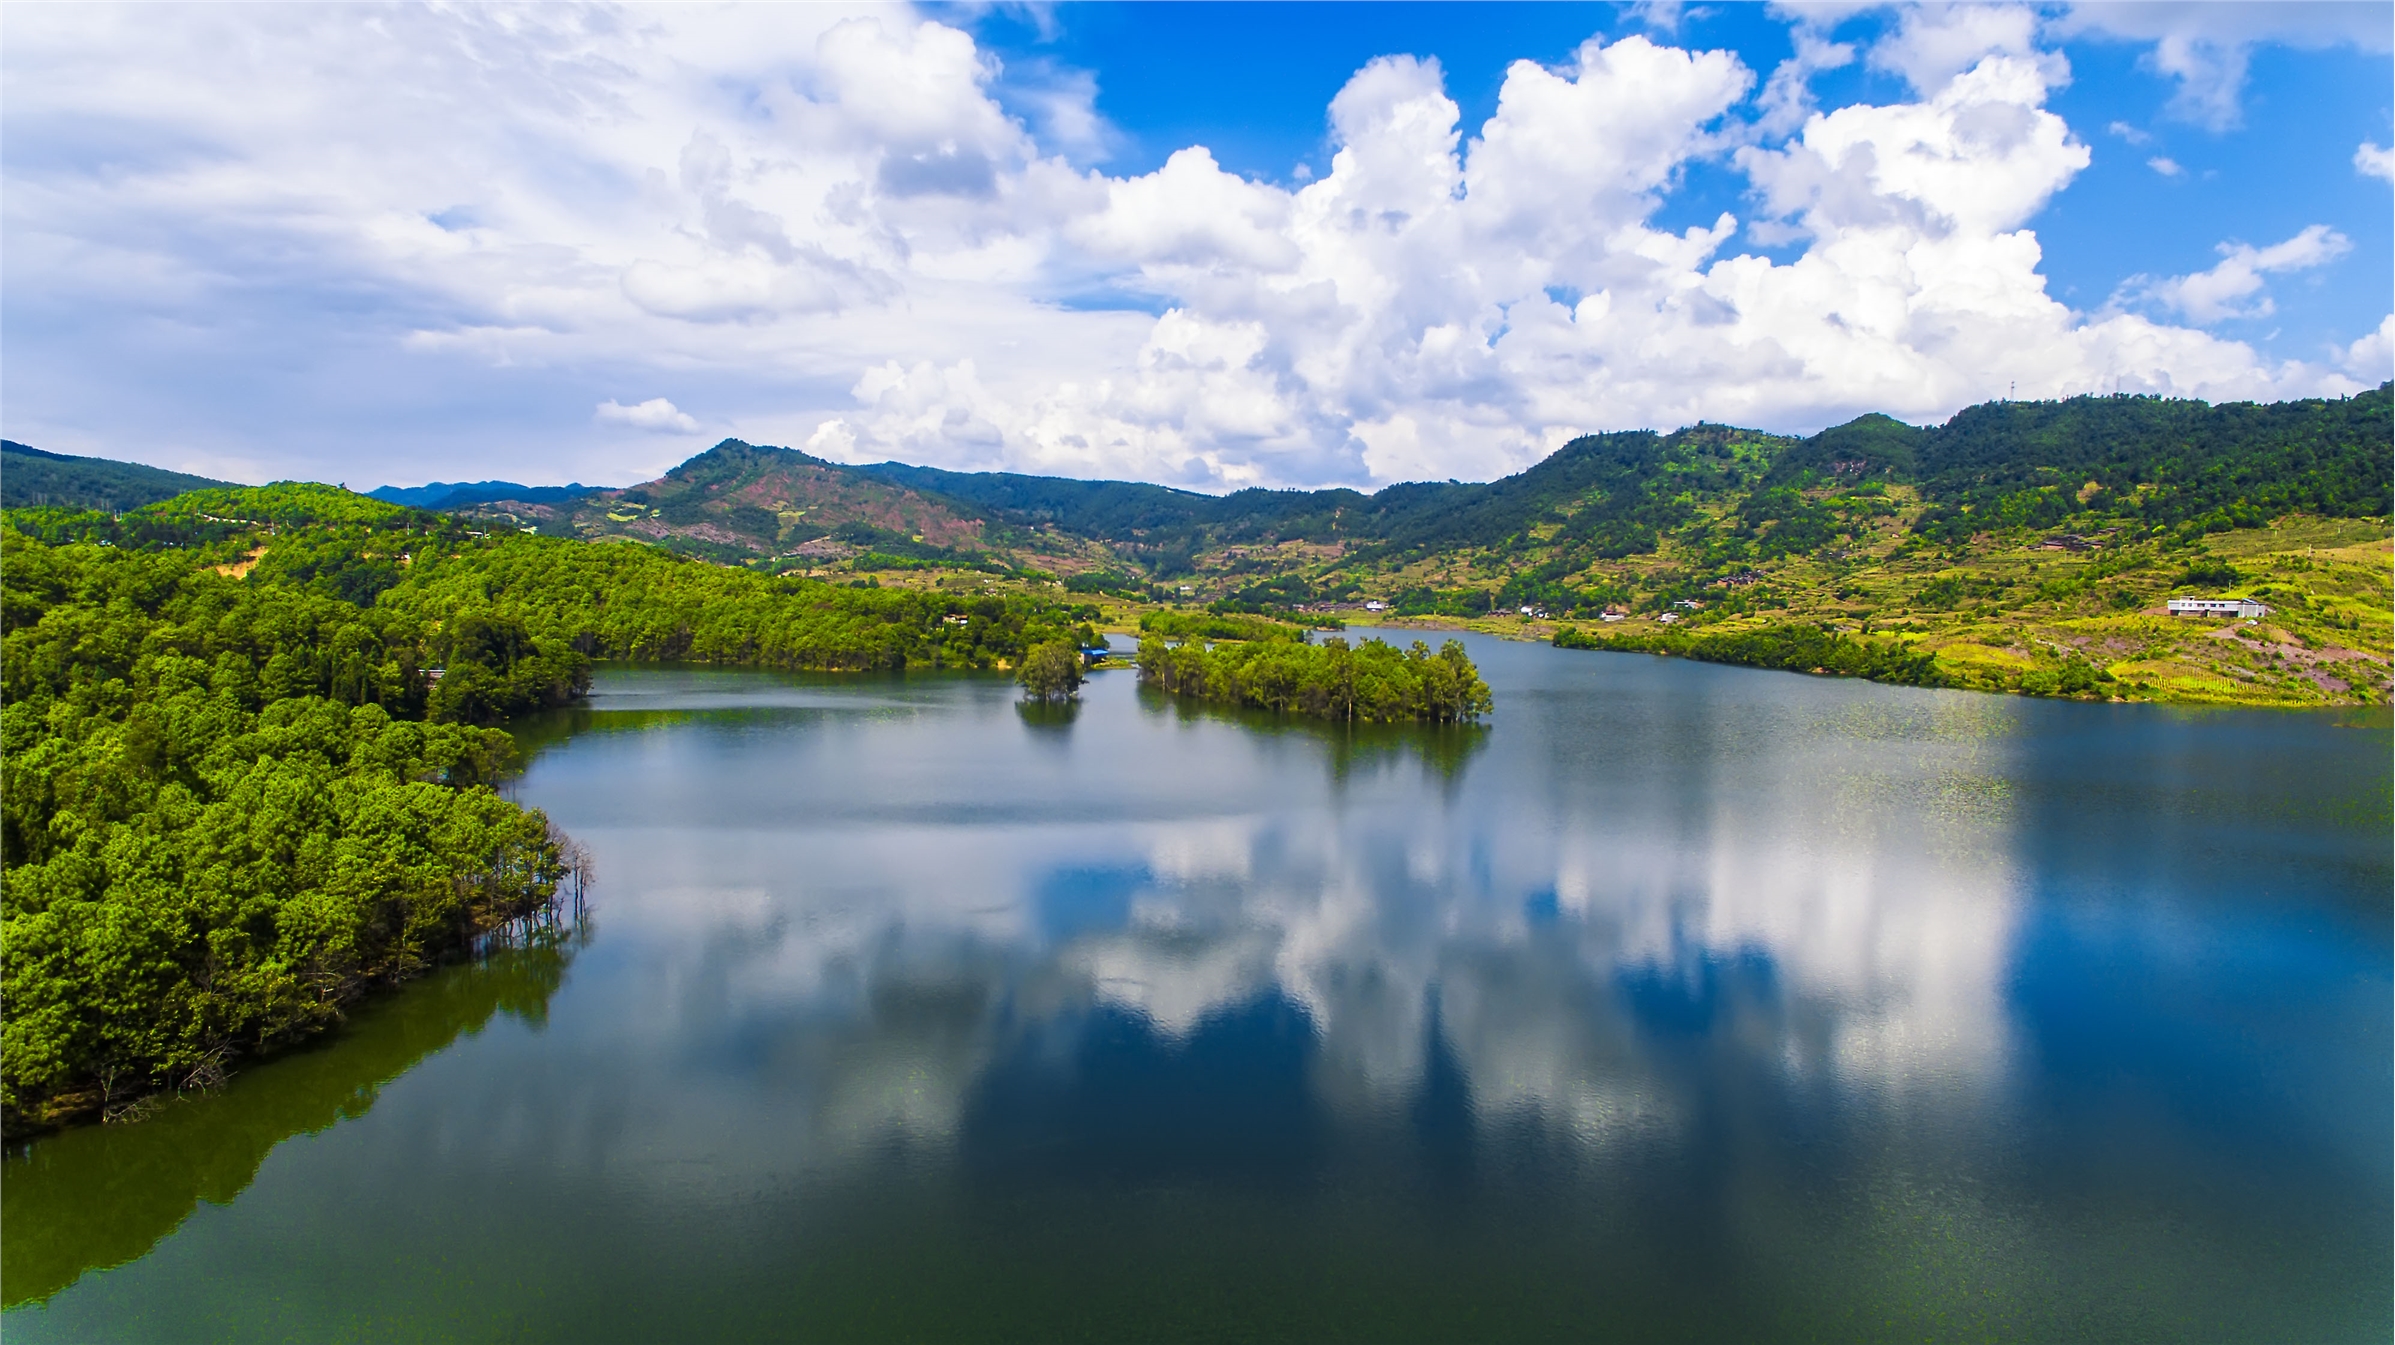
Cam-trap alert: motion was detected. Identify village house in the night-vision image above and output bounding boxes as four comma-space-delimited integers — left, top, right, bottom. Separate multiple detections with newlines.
2167, 597, 2269, 619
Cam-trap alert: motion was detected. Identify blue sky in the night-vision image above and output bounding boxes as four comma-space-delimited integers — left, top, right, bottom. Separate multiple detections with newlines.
959, 2, 2390, 364
3, 2, 2388, 491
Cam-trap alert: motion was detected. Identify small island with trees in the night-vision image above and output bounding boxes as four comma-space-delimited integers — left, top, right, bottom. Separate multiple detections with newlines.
1138, 632, 1491, 723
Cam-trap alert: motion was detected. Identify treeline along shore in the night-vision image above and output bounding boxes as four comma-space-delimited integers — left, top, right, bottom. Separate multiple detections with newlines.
1554, 622, 1958, 690
0, 483, 1110, 1134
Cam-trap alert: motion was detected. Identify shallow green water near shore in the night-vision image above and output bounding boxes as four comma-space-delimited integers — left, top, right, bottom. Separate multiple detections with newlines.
7, 637, 2389, 1340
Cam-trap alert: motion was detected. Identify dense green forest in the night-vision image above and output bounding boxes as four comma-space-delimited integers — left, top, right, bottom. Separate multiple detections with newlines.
393, 533, 1098, 675
2, 440, 234, 514
1, 483, 1102, 1132
1138, 634, 1491, 723
2, 534, 571, 1133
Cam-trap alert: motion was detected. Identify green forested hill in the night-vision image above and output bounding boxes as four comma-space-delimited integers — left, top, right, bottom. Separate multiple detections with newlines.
1902, 391, 2392, 538
856, 387, 2390, 585
1357, 424, 1786, 560
856, 388, 2387, 709
437, 439, 1000, 565
1, 441, 236, 513
1341, 386, 2391, 567
1168, 386, 2392, 613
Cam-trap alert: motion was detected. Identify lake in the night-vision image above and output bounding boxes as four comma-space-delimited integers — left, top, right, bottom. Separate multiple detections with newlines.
6, 634, 2389, 1341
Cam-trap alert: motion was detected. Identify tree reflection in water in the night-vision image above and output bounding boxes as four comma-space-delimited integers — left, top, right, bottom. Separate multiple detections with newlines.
1, 928, 583, 1308
1136, 684, 1490, 789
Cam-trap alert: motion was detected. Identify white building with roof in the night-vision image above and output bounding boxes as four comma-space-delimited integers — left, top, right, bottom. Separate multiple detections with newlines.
2167, 597, 2269, 619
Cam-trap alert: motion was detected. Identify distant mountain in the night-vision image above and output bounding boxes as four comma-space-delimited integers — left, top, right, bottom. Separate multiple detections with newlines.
880, 386, 2394, 562
367, 481, 599, 510
13, 383, 2383, 586
535, 387, 2391, 581
438, 439, 1007, 563
1, 440, 237, 513
578, 440, 1452, 572
854, 460, 1404, 552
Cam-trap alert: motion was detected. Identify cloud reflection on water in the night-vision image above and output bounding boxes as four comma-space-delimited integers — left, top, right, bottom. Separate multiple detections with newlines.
516, 659, 2031, 1183
9, 656, 2382, 1342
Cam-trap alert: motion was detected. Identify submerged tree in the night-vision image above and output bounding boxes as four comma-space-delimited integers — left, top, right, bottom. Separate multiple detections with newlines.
1018, 640, 1084, 702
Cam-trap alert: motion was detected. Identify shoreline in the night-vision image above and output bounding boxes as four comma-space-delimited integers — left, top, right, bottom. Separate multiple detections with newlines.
1117, 612, 2389, 710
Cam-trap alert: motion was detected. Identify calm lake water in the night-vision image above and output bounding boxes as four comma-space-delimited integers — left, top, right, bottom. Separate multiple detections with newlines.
7, 635, 2390, 1341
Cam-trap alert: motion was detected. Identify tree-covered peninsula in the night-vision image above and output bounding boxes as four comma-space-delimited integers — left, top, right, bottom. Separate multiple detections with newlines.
1, 484, 1103, 1133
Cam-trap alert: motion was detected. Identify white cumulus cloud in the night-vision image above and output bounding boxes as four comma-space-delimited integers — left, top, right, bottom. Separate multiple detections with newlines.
598, 398, 701, 434
2117, 224, 2353, 324
0, 4, 2382, 490
1868, 3, 2064, 95
1757, 26, 1858, 137
2357, 141, 2395, 183
2057, 2, 2394, 131
2342, 314, 2395, 382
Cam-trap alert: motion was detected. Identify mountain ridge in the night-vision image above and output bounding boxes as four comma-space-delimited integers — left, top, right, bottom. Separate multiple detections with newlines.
1, 440, 236, 513
367, 481, 600, 510
30, 383, 2393, 589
